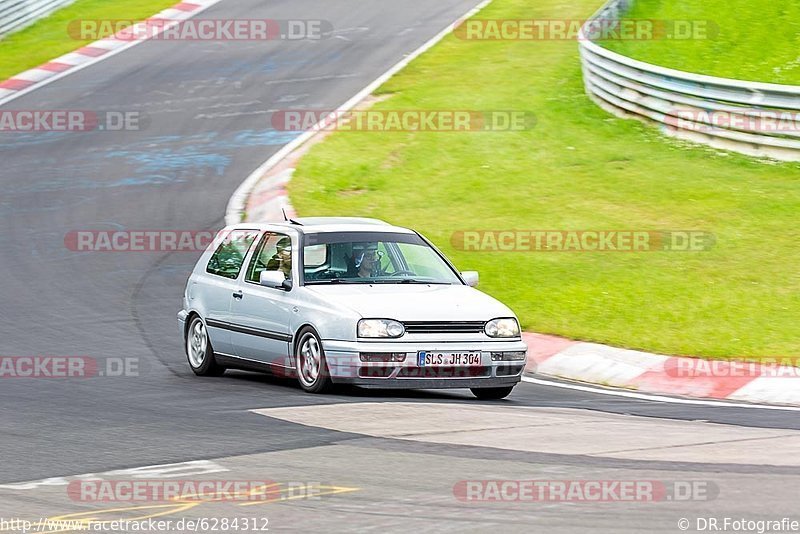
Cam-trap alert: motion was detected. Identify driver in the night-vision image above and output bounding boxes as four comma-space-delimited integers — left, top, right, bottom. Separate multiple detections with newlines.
350, 242, 384, 278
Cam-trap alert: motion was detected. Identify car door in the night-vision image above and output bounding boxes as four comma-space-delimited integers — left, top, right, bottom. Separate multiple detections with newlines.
198, 229, 259, 356
229, 231, 296, 368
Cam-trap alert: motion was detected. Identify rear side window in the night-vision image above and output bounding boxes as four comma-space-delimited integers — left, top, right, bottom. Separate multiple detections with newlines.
206, 230, 259, 279
304, 244, 327, 268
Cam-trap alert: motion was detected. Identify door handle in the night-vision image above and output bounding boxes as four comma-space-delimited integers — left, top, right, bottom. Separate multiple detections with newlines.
232, 290, 243, 300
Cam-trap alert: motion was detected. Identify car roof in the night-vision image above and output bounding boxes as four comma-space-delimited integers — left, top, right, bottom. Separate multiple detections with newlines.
230, 217, 417, 235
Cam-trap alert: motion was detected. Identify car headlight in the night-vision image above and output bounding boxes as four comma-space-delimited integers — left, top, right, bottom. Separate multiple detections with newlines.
357, 319, 405, 338
484, 318, 520, 338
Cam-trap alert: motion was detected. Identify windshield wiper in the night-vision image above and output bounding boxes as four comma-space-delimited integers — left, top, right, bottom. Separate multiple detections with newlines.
308, 278, 450, 285
371, 279, 449, 284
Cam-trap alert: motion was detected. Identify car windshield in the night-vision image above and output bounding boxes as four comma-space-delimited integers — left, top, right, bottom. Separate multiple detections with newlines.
302, 231, 462, 285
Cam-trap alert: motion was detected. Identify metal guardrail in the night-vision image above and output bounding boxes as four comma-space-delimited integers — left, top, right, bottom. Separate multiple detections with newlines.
0, 0, 75, 37
579, 0, 800, 161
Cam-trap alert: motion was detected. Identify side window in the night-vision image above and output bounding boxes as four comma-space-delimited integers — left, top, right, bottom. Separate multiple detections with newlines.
246, 232, 293, 283
206, 230, 258, 280
304, 244, 328, 268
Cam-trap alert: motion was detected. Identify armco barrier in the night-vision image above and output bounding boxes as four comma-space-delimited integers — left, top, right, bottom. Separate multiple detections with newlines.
0, 0, 74, 36
579, 0, 800, 161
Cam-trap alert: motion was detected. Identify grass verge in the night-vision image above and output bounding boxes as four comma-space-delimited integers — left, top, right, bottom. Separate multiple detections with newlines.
0, 0, 179, 81
288, 0, 800, 359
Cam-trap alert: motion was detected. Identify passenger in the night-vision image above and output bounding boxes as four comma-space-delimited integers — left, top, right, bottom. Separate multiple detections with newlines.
266, 237, 292, 279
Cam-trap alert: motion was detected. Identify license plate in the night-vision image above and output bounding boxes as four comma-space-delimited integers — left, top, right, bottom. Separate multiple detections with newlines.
417, 351, 482, 367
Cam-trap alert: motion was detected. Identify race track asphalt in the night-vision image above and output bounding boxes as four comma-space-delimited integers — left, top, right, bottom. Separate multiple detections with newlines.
0, 1, 797, 530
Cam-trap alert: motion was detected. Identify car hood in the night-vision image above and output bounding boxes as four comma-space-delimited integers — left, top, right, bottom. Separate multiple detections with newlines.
305, 284, 515, 321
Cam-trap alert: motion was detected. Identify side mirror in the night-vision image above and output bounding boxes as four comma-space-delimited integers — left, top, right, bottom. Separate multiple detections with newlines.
260, 271, 292, 290
461, 271, 479, 287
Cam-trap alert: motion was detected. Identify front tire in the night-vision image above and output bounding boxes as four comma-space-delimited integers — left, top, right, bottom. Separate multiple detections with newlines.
295, 327, 332, 393
186, 316, 226, 376
471, 386, 514, 400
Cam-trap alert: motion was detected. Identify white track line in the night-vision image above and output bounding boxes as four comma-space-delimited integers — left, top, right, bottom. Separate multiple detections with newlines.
523, 376, 800, 412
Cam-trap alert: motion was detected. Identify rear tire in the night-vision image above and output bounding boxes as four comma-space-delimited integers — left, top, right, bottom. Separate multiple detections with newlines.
186, 316, 226, 377
471, 386, 514, 400
295, 327, 332, 393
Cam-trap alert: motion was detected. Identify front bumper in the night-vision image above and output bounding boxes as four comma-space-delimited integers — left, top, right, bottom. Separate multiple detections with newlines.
322, 338, 528, 389
177, 309, 188, 337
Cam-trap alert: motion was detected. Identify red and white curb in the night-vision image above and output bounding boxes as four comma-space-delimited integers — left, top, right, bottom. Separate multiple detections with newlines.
524, 332, 800, 407
246, 168, 296, 223
0, 0, 223, 107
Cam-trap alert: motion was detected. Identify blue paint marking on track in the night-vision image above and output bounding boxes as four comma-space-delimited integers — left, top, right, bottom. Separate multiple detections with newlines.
1, 129, 301, 197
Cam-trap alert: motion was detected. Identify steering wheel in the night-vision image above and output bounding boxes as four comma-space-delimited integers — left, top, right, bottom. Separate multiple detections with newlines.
389, 270, 417, 277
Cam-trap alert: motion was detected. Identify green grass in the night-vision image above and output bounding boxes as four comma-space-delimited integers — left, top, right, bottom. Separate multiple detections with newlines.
600, 0, 800, 84
288, 0, 800, 360
0, 0, 178, 81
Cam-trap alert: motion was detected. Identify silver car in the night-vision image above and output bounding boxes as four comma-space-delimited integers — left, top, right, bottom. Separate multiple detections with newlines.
178, 217, 529, 399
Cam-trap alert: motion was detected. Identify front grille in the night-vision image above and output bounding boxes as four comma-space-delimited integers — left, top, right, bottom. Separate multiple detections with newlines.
397, 366, 490, 378
402, 321, 485, 334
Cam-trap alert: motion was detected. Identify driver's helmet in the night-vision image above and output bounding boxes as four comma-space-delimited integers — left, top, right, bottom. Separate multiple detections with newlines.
352, 242, 382, 270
